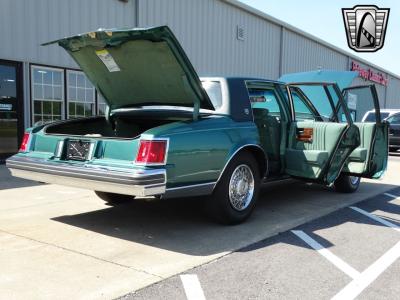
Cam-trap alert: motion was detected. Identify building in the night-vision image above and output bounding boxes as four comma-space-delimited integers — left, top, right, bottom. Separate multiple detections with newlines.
1, 0, 399, 159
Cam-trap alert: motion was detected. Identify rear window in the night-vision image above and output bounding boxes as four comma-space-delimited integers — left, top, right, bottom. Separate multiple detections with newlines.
202, 81, 222, 109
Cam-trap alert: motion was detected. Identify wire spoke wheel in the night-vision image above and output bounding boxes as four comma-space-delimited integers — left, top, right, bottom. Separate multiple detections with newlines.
228, 164, 255, 211
206, 152, 261, 224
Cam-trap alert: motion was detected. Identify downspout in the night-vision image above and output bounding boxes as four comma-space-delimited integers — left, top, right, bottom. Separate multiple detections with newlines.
135, 0, 140, 27
384, 79, 388, 108
278, 26, 284, 77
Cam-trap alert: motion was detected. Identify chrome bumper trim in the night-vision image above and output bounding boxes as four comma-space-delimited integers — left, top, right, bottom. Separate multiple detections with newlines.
6, 156, 166, 197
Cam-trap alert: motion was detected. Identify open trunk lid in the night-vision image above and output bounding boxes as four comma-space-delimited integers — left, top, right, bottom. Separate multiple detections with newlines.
43, 26, 214, 112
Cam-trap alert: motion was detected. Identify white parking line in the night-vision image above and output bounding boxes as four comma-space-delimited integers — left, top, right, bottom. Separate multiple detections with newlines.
291, 230, 360, 279
350, 206, 400, 232
332, 240, 400, 300
180, 274, 206, 300
330, 206, 400, 300
384, 192, 400, 200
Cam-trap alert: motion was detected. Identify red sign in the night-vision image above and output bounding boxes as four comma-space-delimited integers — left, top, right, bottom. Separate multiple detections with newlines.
351, 62, 389, 86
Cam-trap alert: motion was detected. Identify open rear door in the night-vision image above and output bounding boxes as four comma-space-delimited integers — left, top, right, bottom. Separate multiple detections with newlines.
340, 85, 388, 178
284, 82, 360, 185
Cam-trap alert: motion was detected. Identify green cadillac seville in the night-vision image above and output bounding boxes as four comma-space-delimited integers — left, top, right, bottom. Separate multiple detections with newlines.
6, 26, 388, 224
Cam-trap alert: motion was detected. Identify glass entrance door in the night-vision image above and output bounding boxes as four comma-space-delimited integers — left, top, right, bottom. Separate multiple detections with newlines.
0, 61, 23, 159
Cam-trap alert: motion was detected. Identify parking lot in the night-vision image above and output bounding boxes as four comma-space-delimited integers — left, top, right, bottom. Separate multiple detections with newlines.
1, 154, 399, 300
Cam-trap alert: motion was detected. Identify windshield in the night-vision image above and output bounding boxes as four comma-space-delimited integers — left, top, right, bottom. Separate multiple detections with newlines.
202, 81, 222, 109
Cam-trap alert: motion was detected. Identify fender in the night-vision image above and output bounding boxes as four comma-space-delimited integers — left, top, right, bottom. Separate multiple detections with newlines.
214, 143, 268, 189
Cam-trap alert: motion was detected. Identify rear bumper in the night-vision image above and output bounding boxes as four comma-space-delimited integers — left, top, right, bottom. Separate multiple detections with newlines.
6, 156, 166, 197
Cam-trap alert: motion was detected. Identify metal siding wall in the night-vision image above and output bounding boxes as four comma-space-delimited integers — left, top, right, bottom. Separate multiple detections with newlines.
385, 77, 400, 108
1, 0, 399, 108
0, 0, 136, 68
281, 30, 348, 74
138, 0, 281, 79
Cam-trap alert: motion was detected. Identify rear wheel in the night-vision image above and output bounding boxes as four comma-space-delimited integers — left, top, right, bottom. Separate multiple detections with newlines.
94, 191, 135, 205
206, 152, 260, 225
334, 174, 360, 193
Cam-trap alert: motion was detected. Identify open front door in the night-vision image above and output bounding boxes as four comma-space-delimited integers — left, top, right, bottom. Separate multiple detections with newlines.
340, 85, 388, 178
284, 83, 360, 185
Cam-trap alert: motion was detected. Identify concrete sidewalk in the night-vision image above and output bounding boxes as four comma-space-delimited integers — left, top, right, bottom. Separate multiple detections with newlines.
0, 158, 399, 299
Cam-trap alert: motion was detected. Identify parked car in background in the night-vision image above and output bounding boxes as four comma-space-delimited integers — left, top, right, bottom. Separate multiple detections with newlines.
5, 26, 389, 224
386, 113, 400, 152
362, 109, 400, 152
362, 109, 400, 122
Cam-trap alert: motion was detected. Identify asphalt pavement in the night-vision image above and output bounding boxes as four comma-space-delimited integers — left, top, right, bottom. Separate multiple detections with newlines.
125, 188, 400, 300
0, 155, 399, 299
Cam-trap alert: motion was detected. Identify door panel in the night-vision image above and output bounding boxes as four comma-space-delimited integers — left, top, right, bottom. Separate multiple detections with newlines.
285, 83, 360, 184
285, 121, 352, 181
341, 86, 388, 178
286, 121, 358, 183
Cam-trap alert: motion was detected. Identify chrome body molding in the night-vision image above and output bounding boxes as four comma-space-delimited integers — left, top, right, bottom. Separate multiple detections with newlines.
163, 182, 216, 199
6, 156, 166, 197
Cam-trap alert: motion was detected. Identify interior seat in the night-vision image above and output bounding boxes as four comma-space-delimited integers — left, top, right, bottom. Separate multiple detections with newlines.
253, 108, 281, 163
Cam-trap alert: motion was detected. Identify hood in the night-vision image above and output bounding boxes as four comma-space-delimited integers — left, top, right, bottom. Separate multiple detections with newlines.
279, 70, 358, 90
43, 26, 214, 111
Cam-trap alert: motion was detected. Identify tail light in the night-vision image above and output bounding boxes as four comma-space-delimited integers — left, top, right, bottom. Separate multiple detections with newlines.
19, 132, 31, 152
135, 139, 168, 165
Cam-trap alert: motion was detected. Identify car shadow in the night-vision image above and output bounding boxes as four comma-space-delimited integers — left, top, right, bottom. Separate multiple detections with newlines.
0, 165, 44, 190
51, 180, 400, 256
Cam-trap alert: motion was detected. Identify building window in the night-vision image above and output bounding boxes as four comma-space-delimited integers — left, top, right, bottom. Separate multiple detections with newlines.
67, 70, 95, 118
31, 66, 64, 125
97, 93, 108, 116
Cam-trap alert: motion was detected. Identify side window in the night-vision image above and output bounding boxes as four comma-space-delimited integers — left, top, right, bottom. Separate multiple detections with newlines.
294, 85, 335, 122
283, 86, 319, 121
290, 90, 316, 121
202, 81, 223, 110
248, 88, 282, 120
342, 86, 378, 123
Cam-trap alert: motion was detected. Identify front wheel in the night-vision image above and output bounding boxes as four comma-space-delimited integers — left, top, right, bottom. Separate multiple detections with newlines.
334, 174, 360, 193
95, 191, 135, 205
206, 152, 260, 225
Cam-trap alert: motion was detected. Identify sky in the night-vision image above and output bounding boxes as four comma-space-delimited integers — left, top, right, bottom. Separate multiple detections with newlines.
238, 0, 399, 76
